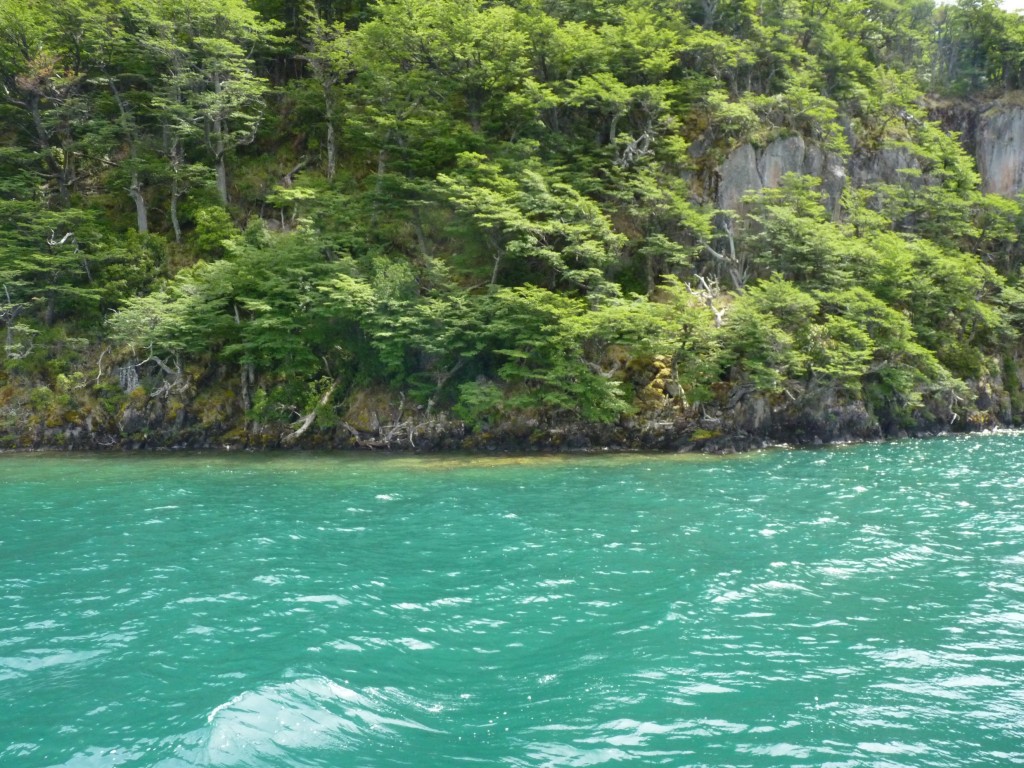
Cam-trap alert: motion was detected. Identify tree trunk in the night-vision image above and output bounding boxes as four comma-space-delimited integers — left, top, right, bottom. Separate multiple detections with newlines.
170, 181, 182, 243
323, 84, 337, 183
212, 74, 229, 205
168, 136, 184, 242
412, 204, 430, 258
58, 148, 73, 208
215, 137, 229, 206
371, 147, 387, 226
326, 118, 336, 182
129, 170, 148, 235
240, 363, 254, 412
29, 93, 48, 154
111, 82, 147, 234
28, 94, 66, 206
282, 380, 339, 444
490, 253, 502, 286
2, 285, 17, 354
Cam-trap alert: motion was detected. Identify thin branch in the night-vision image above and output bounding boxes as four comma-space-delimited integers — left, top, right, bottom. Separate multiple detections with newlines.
139, 354, 180, 378
279, 157, 309, 188
685, 273, 728, 328
282, 379, 340, 444
47, 230, 77, 248
95, 346, 110, 386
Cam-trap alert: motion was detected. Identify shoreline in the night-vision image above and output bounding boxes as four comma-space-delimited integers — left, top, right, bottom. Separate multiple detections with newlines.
4, 372, 1017, 457
1, 416, 1010, 457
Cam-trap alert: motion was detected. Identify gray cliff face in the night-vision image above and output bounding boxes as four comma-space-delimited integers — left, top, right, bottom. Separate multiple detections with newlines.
717, 143, 762, 211
848, 145, 922, 188
716, 134, 845, 213
976, 103, 1024, 196
756, 134, 807, 188
714, 96, 1024, 215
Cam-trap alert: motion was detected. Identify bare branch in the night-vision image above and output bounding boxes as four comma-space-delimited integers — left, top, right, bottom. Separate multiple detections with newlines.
279, 157, 309, 188
684, 273, 727, 327
616, 131, 654, 168
702, 217, 749, 290
139, 354, 180, 378
282, 379, 340, 444
95, 346, 110, 386
47, 230, 77, 248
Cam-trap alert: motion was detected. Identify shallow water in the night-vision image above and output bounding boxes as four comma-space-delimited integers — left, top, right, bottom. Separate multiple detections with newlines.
2, 435, 1023, 767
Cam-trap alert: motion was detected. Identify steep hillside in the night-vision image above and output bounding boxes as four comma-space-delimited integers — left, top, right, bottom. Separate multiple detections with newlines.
3, 0, 1024, 451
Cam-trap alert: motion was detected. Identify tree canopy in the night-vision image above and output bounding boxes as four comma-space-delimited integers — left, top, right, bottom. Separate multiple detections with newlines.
4, 0, 1024, 446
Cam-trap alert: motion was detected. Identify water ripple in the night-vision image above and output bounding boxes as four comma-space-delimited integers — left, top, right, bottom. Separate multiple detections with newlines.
2, 435, 1024, 766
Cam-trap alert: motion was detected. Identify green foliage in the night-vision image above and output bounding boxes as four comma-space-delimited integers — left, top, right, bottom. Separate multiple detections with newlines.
742, 174, 852, 287
457, 285, 634, 424
652, 276, 723, 402
5, 0, 1024, 442
192, 207, 237, 259
721, 272, 960, 416
722, 276, 816, 393
934, 0, 1024, 94
437, 151, 624, 293
816, 285, 947, 408
110, 229, 347, 381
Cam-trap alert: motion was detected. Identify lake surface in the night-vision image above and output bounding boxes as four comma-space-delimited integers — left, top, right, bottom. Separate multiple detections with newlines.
2, 434, 1024, 767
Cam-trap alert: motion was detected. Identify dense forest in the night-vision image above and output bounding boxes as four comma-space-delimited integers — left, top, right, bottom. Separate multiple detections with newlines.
3, 0, 1024, 450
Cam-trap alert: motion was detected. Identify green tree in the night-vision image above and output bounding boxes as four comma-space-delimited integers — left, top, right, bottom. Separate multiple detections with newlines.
455, 285, 633, 425
438, 151, 624, 292
132, 0, 282, 206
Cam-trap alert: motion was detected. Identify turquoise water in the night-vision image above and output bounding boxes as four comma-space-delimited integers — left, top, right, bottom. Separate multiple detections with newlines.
2, 435, 1024, 767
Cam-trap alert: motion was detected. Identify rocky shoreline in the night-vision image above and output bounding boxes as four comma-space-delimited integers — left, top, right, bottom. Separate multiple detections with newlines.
2, 381, 1007, 455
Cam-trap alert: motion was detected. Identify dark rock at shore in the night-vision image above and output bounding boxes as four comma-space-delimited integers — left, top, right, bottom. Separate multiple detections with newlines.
5, 387, 1004, 456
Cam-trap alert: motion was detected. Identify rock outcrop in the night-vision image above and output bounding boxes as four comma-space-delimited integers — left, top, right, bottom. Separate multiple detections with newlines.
976, 100, 1024, 196
717, 143, 762, 212
929, 92, 1024, 198
848, 145, 923, 188
713, 94, 1024, 216
716, 134, 845, 213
